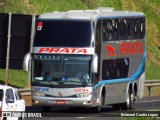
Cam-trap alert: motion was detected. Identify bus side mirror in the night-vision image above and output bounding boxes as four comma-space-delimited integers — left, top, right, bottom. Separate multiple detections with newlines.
92, 54, 98, 73
23, 52, 31, 72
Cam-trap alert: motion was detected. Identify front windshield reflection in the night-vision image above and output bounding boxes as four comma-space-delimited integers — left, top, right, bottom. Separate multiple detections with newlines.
32, 54, 92, 87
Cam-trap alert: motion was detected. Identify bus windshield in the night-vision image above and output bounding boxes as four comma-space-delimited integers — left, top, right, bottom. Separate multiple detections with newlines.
34, 20, 92, 47
32, 54, 92, 87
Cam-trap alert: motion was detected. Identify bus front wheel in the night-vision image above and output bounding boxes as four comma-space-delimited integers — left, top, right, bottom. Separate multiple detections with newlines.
93, 94, 105, 112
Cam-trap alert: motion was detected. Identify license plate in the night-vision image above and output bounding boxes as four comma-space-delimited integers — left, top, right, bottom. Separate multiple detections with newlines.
56, 100, 65, 104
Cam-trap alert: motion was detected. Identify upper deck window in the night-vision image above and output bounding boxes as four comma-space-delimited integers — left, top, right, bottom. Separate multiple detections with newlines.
102, 17, 145, 41
34, 20, 92, 47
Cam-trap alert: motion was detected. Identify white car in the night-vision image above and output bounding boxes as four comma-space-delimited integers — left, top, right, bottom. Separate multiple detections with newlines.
0, 85, 25, 120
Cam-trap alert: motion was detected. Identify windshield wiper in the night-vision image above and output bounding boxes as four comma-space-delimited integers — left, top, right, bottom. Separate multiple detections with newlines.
47, 81, 56, 88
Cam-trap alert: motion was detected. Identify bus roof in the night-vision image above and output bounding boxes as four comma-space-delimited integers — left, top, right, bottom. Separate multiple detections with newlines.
38, 7, 144, 20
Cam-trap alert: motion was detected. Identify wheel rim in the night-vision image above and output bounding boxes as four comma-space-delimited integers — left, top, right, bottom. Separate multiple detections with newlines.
127, 91, 134, 110
96, 95, 104, 112
126, 92, 130, 108
130, 91, 135, 108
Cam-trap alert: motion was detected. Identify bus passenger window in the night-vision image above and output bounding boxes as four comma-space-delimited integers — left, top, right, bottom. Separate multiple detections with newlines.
103, 19, 113, 41
140, 18, 145, 38
102, 17, 145, 41
133, 18, 145, 39
112, 19, 117, 40
102, 58, 129, 80
128, 18, 134, 40
102, 20, 108, 41
123, 18, 129, 40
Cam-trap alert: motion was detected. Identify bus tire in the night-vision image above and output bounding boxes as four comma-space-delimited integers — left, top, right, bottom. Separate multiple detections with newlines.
94, 105, 101, 113
93, 93, 105, 112
42, 106, 52, 112
123, 90, 133, 110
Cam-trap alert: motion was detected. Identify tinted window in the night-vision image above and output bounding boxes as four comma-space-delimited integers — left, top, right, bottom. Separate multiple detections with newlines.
102, 58, 129, 80
34, 20, 92, 47
6, 89, 14, 100
102, 17, 145, 41
32, 54, 92, 87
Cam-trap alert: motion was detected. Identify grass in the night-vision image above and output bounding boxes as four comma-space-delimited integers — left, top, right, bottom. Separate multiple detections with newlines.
0, 69, 28, 88
146, 61, 160, 80
0, 0, 32, 14
0, 0, 160, 86
144, 86, 160, 96
132, 0, 160, 79
0, 0, 87, 14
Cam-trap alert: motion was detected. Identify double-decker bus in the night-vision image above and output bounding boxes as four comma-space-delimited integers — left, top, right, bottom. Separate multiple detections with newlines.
23, 7, 146, 112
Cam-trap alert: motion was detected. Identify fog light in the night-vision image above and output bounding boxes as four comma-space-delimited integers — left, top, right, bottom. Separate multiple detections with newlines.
32, 100, 39, 104
32, 92, 45, 96
76, 93, 91, 98
86, 101, 92, 105
83, 102, 87, 105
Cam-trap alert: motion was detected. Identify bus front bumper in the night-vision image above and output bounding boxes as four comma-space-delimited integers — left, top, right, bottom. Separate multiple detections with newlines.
32, 95, 98, 107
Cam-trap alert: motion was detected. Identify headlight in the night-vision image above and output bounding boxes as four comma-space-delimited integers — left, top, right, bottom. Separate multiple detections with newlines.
32, 92, 45, 96
76, 93, 91, 98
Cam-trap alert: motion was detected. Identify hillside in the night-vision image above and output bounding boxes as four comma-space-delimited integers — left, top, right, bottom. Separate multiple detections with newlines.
0, 0, 160, 80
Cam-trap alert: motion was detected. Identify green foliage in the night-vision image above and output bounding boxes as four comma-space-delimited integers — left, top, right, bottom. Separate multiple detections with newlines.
0, 69, 28, 88
146, 61, 160, 80
27, 0, 87, 14
132, 0, 160, 79
100, 0, 122, 10
0, 0, 32, 14
81, 0, 103, 9
0, 0, 160, 88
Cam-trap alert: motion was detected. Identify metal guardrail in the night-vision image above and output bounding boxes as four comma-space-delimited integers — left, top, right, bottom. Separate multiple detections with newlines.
18, 88, 31, 96
18, 80, 160, 96
145, 80, 160, 96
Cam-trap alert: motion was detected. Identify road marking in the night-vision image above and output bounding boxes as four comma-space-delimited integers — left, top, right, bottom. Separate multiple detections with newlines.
77, 115, 100, 118
146, 109, 160, 111
77, 117, 86, 119
135, 99, 160, 103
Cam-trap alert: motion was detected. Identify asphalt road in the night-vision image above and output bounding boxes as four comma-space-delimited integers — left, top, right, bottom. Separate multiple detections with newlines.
25, 96, 160, 120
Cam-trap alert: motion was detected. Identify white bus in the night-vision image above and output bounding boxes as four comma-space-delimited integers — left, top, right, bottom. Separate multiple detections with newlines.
24, 8, 146, 112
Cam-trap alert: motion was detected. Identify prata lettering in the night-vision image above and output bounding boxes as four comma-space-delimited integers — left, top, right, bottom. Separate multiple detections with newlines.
38, 48, 87, 54
120, 42, 143, 55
